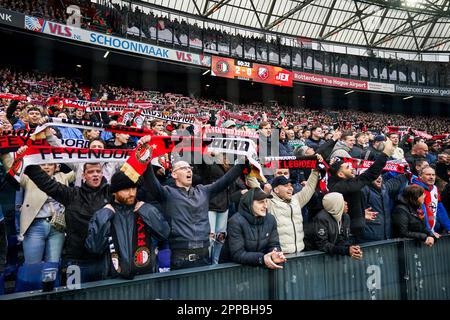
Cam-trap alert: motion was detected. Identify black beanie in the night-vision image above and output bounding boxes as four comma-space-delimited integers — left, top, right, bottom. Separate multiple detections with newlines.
110, 171, 140, 193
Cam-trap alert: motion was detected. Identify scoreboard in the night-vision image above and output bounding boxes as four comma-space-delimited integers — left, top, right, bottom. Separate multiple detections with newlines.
211, 56, 293, 87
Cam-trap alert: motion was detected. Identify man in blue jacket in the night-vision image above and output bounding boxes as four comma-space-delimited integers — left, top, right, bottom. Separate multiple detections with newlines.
142, 136, 248, 270
360, 174, 408, 242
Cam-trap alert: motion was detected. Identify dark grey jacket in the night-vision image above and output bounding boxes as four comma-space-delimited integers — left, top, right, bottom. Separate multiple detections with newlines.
143, 163, 245, 249
361, 175, 408, 241
85, 202, 169, 279
221, 189, 281, 266
305, 209, 352, 256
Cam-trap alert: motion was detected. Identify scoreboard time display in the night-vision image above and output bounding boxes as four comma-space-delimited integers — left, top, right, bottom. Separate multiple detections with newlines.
211, 56, 293, 87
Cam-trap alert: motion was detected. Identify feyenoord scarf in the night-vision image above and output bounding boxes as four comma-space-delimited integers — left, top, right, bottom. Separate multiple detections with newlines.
339, 157, 409, 174
0, 93, 29, 101
263, 155, 319, 169
121, 137, 264, 183
108, 213, 152, 279
31, 117, 155, 139
140, 110, 196, 125
203, 127, 259, 139
0, 135, 90, 152
120, 136, 177, 183
9, 146, 133, 180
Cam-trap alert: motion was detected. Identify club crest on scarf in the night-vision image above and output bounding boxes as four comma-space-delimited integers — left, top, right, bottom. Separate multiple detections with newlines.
134, 247, 151, 267
135, 143, 153, 165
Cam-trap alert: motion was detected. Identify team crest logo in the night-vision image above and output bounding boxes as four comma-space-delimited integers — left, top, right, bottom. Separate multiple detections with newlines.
318, 228, 325, 236
134, 247, 150, 267
122, 112, 134, 124
428, 203, 437, 213
25, 16, 45, 32
136, 143, 152, 164
258, 67, 269, 80
133, 116, 144, 127
216, 60, 229, 74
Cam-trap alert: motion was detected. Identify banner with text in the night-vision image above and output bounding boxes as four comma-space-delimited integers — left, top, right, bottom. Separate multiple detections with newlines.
24, 16, 211, 67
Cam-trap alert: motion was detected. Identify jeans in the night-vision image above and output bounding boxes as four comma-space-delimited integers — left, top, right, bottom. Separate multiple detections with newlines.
208, 210, 228, 264
22, 218, 65, 264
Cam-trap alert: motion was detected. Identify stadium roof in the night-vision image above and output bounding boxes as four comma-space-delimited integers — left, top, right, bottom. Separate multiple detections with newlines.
137, 0, 450, 52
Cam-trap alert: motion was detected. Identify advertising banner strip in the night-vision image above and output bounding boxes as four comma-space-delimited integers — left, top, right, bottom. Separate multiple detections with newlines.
293, 71, 368, 90
367, 81, 395, 93
0, 7, 24, 28
395, 84, 450, 97
23, 16, 211, 67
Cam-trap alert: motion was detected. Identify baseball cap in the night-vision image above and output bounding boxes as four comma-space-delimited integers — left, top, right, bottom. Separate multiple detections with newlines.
271, 176, 295, 188
253, 188, 273, 201
374, 134, 385, 142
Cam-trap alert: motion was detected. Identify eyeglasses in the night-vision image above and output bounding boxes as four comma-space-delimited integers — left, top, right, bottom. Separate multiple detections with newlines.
173, 165, 193, 172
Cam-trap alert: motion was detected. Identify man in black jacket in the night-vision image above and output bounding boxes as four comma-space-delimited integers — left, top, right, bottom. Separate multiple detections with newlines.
85, 171, 169, 279
24, 162, 112, 282
361, 135, 385, 161
305, 192, 362, 259
327, 138, 395, 237
220, 188, 287, 269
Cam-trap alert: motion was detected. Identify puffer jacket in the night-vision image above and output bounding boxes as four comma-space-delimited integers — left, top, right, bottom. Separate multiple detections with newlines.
85, 202, 169, 279
268, 171, 319, 253
24, 165, 112, 261
392, 196, 435, 241
221, 189, 281, 266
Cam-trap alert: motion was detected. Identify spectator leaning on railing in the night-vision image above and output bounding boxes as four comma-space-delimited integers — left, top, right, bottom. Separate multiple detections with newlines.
220, 188, 287, 269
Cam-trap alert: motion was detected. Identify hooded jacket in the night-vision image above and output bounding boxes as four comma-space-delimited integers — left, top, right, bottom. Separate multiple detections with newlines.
85, 202, 170, 279
268, 171, 319, 253
221, 189, 281, 266
305, 192, 352, 256
392, 195, 434, 241
24, 165, 112, 261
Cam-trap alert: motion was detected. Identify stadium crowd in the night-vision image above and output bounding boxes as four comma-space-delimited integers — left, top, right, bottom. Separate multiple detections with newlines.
0, 66, 450, 293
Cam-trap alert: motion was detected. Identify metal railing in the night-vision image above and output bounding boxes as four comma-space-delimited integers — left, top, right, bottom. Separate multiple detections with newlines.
2, 236, 449, 300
